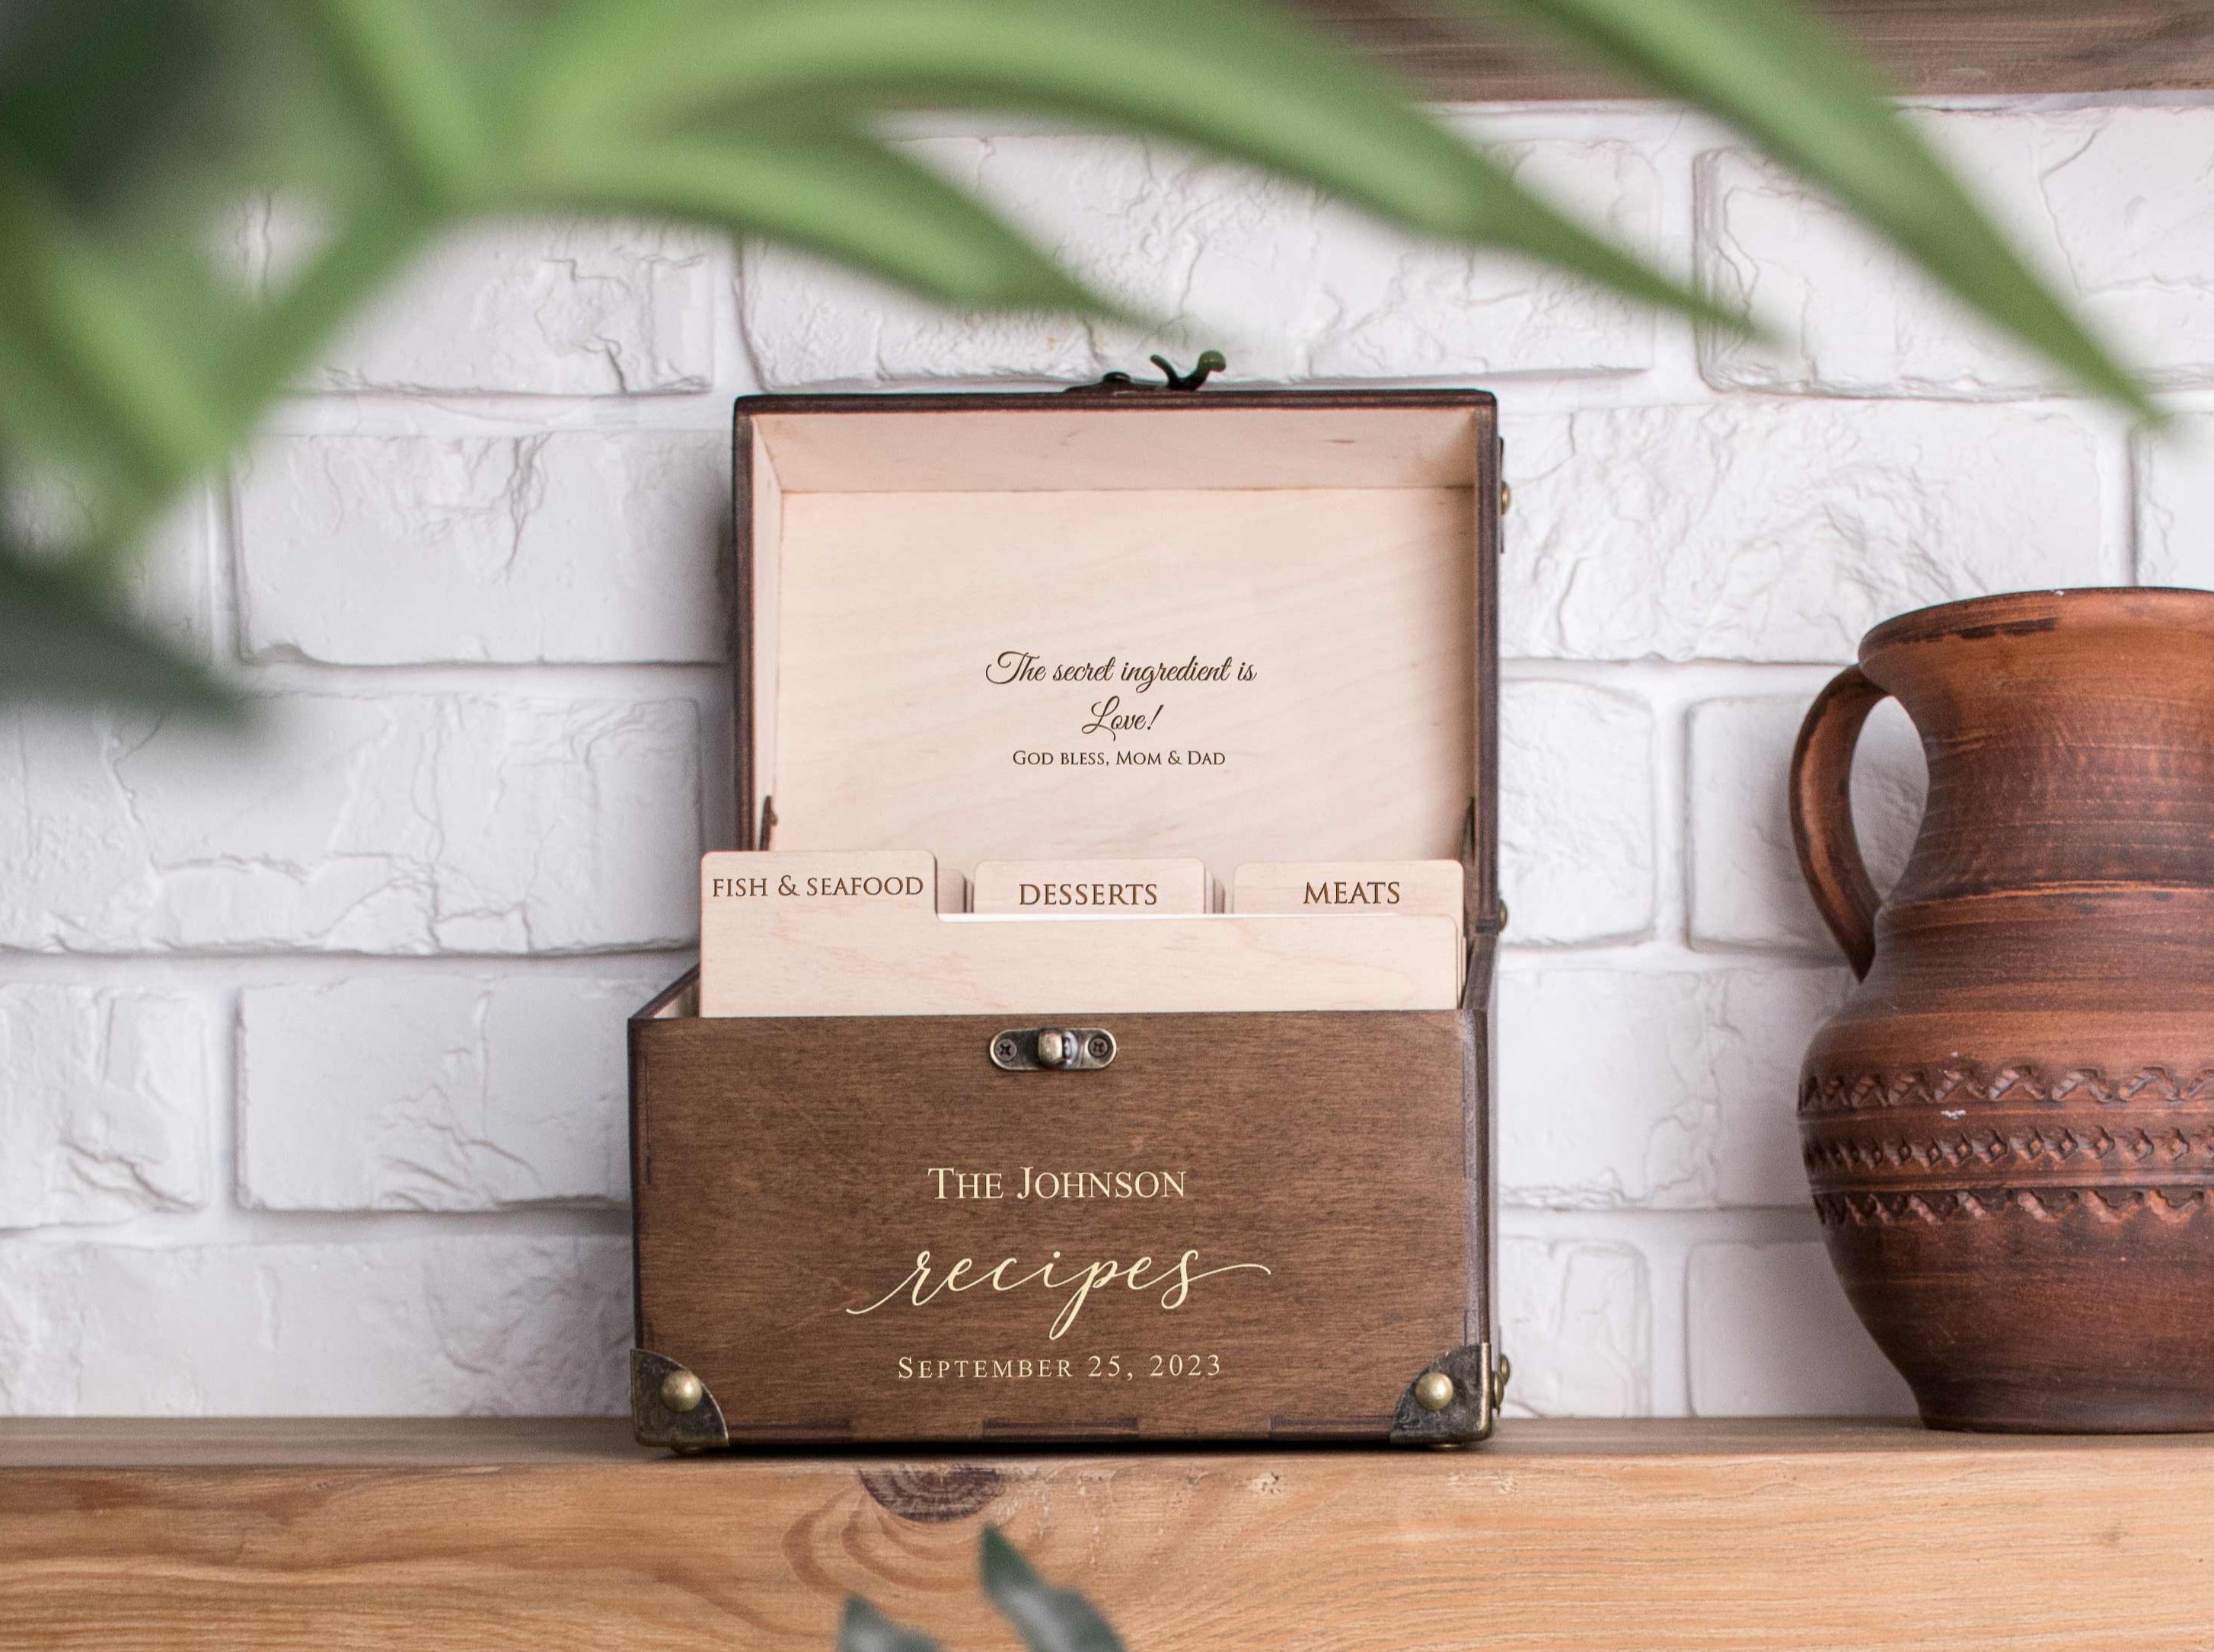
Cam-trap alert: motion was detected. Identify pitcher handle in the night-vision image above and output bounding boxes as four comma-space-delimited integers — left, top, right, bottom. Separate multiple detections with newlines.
1790, 665, 1891, 980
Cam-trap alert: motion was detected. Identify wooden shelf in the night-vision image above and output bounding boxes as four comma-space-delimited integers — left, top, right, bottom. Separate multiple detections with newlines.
5, 1418, 2212, 1648
1299, 1, 2214, 98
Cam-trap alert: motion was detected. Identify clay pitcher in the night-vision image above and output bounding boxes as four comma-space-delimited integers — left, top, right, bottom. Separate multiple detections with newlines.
1791, 588, 2214, 1431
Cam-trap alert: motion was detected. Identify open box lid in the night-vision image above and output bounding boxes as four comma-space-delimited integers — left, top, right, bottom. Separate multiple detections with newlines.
732, 387, 1501, 940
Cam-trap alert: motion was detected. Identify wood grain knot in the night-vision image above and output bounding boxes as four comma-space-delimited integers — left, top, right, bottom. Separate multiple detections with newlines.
858, 1465, 1005, 1523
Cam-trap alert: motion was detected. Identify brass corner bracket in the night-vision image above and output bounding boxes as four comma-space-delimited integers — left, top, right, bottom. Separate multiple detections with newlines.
1390, 1342, 1507, 1446
631, 1347, 730, 1453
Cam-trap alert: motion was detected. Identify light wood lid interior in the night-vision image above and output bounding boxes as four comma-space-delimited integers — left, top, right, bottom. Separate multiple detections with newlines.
749, 403, 1487, 877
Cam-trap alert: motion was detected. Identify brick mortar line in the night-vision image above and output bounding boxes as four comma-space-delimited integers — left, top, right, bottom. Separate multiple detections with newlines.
229, 389, 2214, 440
0, 1204, 633, 1251
0, 954, 697, 983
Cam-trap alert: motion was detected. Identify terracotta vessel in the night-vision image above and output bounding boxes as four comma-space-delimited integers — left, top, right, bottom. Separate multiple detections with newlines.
1791, 588, 2214, 1432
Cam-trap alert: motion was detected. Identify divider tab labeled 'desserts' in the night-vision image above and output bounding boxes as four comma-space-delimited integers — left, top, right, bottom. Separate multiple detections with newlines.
971, 857, 1208, 915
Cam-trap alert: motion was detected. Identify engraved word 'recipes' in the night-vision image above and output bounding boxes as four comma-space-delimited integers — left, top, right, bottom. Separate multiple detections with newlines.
847, 1248, 1272, 1340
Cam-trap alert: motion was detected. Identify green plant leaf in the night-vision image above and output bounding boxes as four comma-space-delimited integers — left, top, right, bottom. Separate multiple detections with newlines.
837, 1599, 942, 1652
979, 1527, 1122, 1652
1460, 0, 2157, 419
528, 127, 1109, 313
0, 155, 232, 510
285, 0, 496, 203
0, 550, 240, 716
521, 0, 1745, 332
217, 195, 436, 431
0, 0, 224, 212
0, 0, 2163, 719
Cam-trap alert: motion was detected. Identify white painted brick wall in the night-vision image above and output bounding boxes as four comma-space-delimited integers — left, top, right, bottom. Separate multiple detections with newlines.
742, 126, 1664, 386
0, 697, 700, 953
1688, 695, 1925, 952
1699, 110, 2214, 396
237, 971, 673, 1211
1499, 681, 1655, 944
2137, 414, 2214, 587
241, 212, 720, 396
0, 1236, 630, 1413
236, 433, 728, 665
0, 987, 213, 1227
1496, 1236, 1648, 1418
1686, 1242, 1914, 1416
4, 95, 2204, 1420
1499, 964, 1845, 1210
1500, 400, 2105, 662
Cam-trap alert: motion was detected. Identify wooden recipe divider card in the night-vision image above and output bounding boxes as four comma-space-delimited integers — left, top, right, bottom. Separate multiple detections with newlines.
703, 850, 942, 912
702, 847, 968, 916
1233, 860, 1464, 924
699, 853, 1459, 1016
971, 858, 1209, 915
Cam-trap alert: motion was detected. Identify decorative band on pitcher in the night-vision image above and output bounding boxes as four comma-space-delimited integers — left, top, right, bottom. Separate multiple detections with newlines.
1814, 1187, 2213, 1226
1798, 1062, 2214, 1116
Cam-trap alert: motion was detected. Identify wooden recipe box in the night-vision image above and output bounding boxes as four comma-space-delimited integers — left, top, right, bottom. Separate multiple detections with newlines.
629, 387, 1504, 1449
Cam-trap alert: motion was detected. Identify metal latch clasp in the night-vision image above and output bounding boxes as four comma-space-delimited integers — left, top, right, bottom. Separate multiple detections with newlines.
991, 1027, 1117, 1071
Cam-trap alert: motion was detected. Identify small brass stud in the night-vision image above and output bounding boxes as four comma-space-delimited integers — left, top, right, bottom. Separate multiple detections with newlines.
661, 1367, 704, 1414
1413, 1370, 1456, 1412
1500, 480, 1513, 515
1036, 1029, 1067, 1068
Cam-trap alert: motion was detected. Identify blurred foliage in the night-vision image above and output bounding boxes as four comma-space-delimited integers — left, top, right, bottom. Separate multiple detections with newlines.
838, 1527, 1123, 1652
0, 0, 2157, 713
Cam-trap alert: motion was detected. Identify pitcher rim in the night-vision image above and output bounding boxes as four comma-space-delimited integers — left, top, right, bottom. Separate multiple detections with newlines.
1861, 585, 2214, 659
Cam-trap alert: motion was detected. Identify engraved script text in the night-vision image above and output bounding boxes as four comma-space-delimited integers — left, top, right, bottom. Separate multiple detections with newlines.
847, 1247, 1271, 1339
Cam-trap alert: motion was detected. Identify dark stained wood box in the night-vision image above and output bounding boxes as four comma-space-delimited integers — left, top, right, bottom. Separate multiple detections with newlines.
629, 387, 1503, 1448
